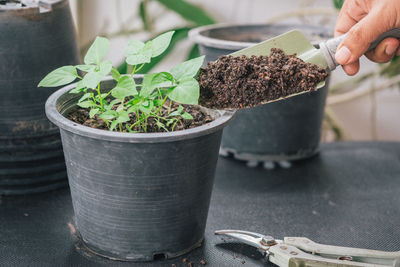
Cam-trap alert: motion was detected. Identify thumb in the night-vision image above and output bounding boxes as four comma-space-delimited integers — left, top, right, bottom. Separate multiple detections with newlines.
335, 8, 390, 65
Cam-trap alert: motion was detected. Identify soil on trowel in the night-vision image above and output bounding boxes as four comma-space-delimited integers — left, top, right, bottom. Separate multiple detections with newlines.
67, 101, 213, 133
198, 48, 328, 109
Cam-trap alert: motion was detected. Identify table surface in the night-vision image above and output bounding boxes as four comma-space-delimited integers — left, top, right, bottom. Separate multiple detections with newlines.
1, 141, 400, 267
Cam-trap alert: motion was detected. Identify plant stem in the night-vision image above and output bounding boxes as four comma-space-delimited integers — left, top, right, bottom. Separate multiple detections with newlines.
130, 65, 137, 77
135, 63, 145, 73
96, 83, 104, 110
171, 120, 178, 131
130, 64, 145, 77
155, 94, 168, 115
168, 100, 172, 114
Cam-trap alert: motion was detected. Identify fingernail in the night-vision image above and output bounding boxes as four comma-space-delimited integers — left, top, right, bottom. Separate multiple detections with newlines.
335, 46, 351, 64
385, 45, 397, 56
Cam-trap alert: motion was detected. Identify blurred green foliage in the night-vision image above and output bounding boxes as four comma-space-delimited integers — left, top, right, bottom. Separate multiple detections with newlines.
333, 0, 344, 10
118, 0, 215, 74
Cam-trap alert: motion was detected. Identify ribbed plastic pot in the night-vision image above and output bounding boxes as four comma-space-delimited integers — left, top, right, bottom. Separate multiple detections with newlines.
45, 77, 234, 261
189, 24, 331, 162
0, 0, 79, 195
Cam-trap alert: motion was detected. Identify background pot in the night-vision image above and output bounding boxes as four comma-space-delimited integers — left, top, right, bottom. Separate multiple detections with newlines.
0, 0, 80, 195
189, 23, 331, 164
45, 77, 234, 261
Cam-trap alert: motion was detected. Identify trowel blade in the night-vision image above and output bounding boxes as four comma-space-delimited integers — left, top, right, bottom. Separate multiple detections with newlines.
201, 30, 328, 110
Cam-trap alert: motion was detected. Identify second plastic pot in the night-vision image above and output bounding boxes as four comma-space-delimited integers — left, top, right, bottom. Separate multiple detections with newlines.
190, 23, 331, 162
45, 77, 234, 261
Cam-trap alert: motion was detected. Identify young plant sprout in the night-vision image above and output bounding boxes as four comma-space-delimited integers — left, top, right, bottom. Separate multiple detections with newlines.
38, 31, 205, 133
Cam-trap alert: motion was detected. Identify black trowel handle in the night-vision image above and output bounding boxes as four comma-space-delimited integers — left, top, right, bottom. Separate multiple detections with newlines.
319, 28, 400, 71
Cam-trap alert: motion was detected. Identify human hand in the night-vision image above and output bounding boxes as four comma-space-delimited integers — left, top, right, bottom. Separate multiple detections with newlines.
334, 0, 400, 75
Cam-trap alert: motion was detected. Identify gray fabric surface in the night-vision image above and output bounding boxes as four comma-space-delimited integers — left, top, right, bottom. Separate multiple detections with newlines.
1, 141, 400, 267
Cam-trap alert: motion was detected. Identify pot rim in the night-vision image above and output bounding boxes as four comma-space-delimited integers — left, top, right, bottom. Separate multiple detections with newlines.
188, 22, 332, 50
45, 76, 235, 143
0, 0, 66, 13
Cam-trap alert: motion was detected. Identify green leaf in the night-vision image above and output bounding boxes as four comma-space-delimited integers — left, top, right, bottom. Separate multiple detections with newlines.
89, 108, 100, 118
38, 66, 77, 87
69, 80, 86, 94
127, 105, 138, 113
125, 40, 152, 66
81, 61, 111, 89
110, 120, 119, 131
82, 72, 103, 89
76, 64, 95, 73
78, 92, 92, 103
125, 40, 145, 56
126, 54, 152, 66
153, 98, 164, 107
181, 112, 193, 120
168, 77, 199, 105
77, 100, 96, 108
140, 73, 157, 97
156, 121, 169, 132
99, 110, 117, 120
142, 41, 153, 57
111, 67, 121, 81
151, 31, 174, 57
99, 60, 113, 76
170, 56, 204, 81
84, 36, 110, 65
154, 71, 174, 82
169, 105, 183, 117
104, 99, 121, 111
111, 76, 137, 99
117, 27, 191, 74
116, 104, 124, 112
139, 104, 153, 114
150, 72, 174, 89
117, 110, 130, 123
156, 0, 215, 25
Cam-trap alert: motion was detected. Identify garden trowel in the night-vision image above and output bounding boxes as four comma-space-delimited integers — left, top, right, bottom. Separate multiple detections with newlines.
215, 28, 400, 108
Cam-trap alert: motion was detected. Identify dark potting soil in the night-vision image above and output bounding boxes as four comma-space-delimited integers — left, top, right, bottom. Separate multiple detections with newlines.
198, 48, 328, 109
67, 101, 213, 133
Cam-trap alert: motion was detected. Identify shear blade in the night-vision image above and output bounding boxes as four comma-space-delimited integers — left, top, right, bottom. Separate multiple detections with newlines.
215, 229, 273, 251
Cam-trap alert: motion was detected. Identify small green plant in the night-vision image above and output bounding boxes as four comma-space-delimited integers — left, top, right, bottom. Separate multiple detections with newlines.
38, 31, 205, 133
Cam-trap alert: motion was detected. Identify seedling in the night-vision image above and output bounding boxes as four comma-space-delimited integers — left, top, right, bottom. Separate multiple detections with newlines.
38, 31, 205, 133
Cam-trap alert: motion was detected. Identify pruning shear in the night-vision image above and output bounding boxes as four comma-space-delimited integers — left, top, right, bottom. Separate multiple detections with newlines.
215, 230, 400, 267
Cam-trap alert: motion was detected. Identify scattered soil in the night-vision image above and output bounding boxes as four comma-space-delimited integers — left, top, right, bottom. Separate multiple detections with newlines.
173, 258, 206, 267
198, 48, 328, 109
67, 101, 213, 133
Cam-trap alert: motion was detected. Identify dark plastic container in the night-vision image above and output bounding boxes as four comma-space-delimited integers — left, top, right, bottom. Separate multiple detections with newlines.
0, 0, 80, 194
45, 77, 234, 261
189, 24, 331, 163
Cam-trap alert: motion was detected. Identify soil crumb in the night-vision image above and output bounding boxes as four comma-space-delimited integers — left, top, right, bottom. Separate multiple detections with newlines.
67, 101, 213, 133
198, 48, 328, 109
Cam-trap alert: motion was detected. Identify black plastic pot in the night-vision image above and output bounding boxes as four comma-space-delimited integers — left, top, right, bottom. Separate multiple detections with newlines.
189, 24, 331, 163
0, 0, 79, 194
45, 77, 234, 261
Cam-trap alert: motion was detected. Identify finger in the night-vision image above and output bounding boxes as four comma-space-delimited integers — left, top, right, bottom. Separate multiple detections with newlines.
365, 37, 400, 62
342, 60, 360, 76
335, 8, 391, 65
334, 0, 368, 37
334, 11, 358, 37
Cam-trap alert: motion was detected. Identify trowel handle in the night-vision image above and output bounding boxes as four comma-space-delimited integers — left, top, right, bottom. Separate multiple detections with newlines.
319, 28, 400, 71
